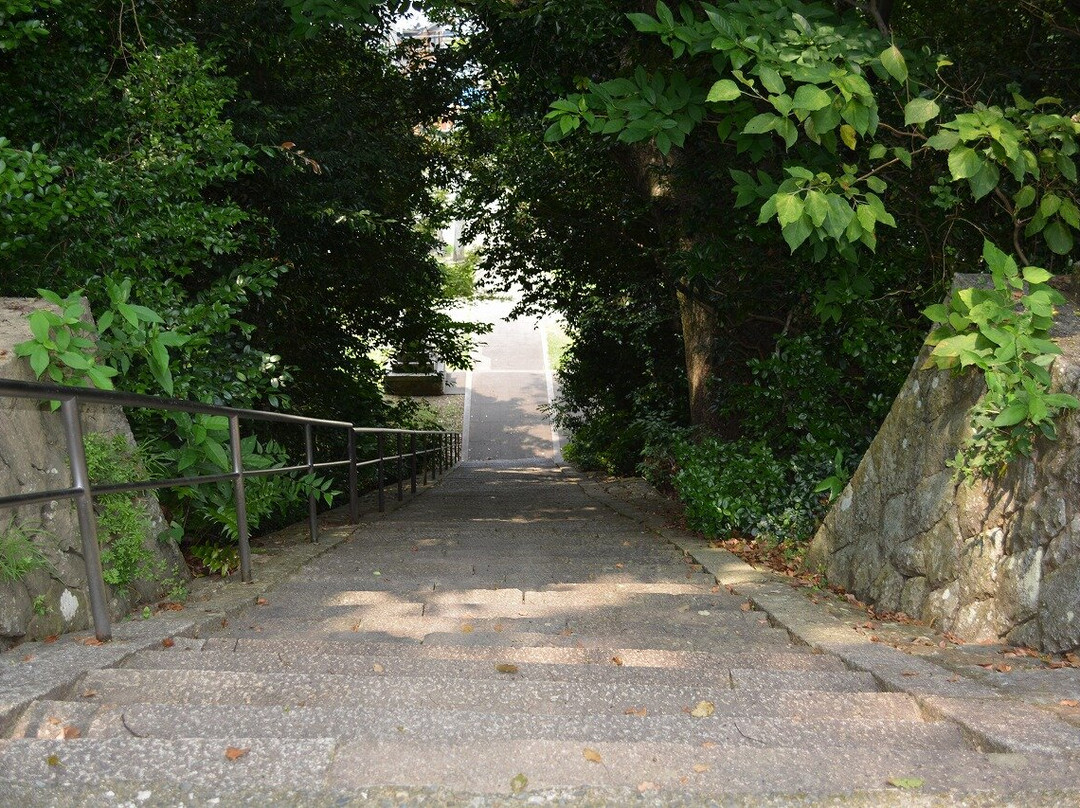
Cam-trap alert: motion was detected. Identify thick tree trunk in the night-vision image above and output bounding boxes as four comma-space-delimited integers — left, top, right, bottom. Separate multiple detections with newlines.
677, 284, 719, 429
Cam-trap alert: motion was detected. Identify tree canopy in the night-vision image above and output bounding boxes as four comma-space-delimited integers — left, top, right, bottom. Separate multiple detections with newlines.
3, 0, 1078, 552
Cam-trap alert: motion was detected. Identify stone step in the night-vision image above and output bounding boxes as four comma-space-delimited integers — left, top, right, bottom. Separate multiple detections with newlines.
71, 669, 912, 719
12, 699, 966, 751
222, 609, 777, 642
206, 637, 848, 672
407, 628, 792, 652
121, 647, 850, 684
2, 736, 1072, 797
324, 738, 1080, 795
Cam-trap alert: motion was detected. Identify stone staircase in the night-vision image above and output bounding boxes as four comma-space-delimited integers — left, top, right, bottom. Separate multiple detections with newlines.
2, 462, 1078, 805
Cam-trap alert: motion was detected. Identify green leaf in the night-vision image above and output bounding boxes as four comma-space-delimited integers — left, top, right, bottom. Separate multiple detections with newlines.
774, 118, 797, 149
839, 124, 856, 150
1013, 186, 1037, 210
904, 98, 940, 126
758, 66, 785, 95
926, 130, 959, 151
1061, 200, 1080, 230
791, 85, 831, 112
805, 191, 829, 227
29, 346, 49, 377
1043, 220, 1074, 255
706, 79, 741, 102
742, 114, 778, 135
868, 144, 887, 160
948, 146, 983, 181
1041, 194, 1062, 218
1023, 266, 1053, 285
879, 45, 908, 83
85, 366, 115, 390
28, 310, 51, 342
58, 351, 90, 370
968, 161, 1000, 202
992, 403, 1028, 428
202, 439, 231, 472
922, 303, 950, 324
1057, 154, 1077, 183
775, 193, 805, 226
782, 218, 812, 252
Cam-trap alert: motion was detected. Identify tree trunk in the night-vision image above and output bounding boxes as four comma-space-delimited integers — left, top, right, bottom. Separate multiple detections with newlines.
677, 284, 719, 429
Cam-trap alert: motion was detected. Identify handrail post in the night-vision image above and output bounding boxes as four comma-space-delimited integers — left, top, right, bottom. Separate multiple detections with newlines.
439, 433, 445, 476
305, 423, 318, 543
229, 414, 253, 582
348, 427, 359, 524
423, 434, 429, 485
61, 396, 111, 642
410, 433, 417, 494
376, 432, 385, 512
396, 433, 404, 502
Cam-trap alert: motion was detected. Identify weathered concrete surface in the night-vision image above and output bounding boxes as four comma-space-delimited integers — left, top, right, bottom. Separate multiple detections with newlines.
2, 461, 1080, 805
0, 298, 186, 648
806, 276, 1080, 652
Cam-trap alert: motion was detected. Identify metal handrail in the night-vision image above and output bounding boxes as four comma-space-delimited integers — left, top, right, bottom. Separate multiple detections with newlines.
0, 377, 462, 642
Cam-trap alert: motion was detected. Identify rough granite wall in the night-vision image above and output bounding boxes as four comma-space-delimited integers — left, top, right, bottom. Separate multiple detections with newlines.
806, 277, 1080, 653
0, 298, 187, 648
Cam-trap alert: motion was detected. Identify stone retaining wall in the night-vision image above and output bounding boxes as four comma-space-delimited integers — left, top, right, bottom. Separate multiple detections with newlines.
0, 298, 187, 648
807, 277, 1080, 652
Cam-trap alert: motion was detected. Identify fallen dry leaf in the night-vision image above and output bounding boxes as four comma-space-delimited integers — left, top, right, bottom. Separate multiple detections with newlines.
710, 585, 720, 593
43, 635, 58, 644
621, 541, 632, 547
78, 637, 104, 646
62, 725, 80, 740
583, 747, 603, 764
81, 690, 97, 699
887, 776, 924, 789
225, 747, 249, 761
495, 663, 519, 674
372, 663, 385, 674
159, 602, 184, 611
350, 623, 360, 632
611, 656, 624, 666
701, 741, 716, 749
624, 706, 647, 717
509, 773, 528, 794
1060, 699, 1080, 708
21, 654, 33, 663
740, 602, 752, 612
492, 624, 505, 633
637, 781, 658, 792
692, 763, 709, 773
162, 638, 175, 649
220, 618, 228, 628
690, 700, 715, 718
614, 563, 624, 569
255, 597, 269, 606
901, 670, 918, 677
461, 623, 475, 634
994, 663, 1013, 673
47, 717, 61, 726
558, 627, 573, 637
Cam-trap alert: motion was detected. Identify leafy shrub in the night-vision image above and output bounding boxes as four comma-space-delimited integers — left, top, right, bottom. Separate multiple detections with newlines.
0, 520, 53, 582
670, 437, 834, 546
83, 433, 159, 591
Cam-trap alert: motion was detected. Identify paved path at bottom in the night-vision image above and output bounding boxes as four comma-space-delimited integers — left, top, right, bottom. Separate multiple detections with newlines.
3, 462, 1080, 805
